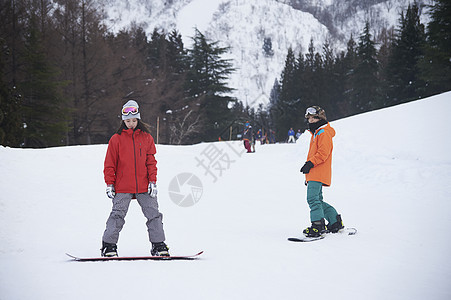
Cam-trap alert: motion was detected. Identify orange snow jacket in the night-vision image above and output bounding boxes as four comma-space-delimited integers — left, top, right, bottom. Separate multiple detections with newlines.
104, 128, 157, 194
305, 122, 335, 186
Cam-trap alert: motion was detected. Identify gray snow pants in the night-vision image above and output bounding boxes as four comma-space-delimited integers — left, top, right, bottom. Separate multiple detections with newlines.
102, 193, 166, 244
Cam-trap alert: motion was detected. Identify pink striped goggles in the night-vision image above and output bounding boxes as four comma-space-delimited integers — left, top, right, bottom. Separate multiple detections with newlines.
122, 106, 139, 116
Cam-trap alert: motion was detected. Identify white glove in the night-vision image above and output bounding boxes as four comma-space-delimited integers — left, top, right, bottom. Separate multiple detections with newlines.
106, 184, 115, 199
148, 182, 157, 198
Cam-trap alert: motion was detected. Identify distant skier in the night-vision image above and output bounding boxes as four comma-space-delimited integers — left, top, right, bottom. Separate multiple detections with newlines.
256, 129, 263, 144
102, 100, 169, 257
288, 128, 296, 143
250, 126, 256, 152
268, 129, 276, 144
242, 122, 253, 153
296, 129, 302, 140
300, 106, 344, 237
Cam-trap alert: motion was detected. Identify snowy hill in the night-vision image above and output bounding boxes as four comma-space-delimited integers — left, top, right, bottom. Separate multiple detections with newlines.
1, 92, 451, 299
98, 0, 433, 107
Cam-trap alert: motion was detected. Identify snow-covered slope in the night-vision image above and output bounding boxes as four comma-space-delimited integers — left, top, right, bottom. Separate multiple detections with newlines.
205, 0, 328, 107
99, 0, 432, 108
1, 92, 450, 299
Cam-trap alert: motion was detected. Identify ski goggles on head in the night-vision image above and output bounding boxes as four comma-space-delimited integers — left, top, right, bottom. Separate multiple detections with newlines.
122, 106, 139, 116
305, 107, 318, 118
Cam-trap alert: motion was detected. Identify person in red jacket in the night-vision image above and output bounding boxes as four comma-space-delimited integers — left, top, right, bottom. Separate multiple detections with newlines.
300, 106, 344, 237
101, 100, 169, 257
242, 121, 253, 153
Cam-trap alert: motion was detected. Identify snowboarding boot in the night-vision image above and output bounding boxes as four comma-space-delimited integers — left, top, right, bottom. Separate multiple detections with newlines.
151, 242, 170, 257
328, 214, 345, 233
101, 241, 118, 257
303, 219, 327, 237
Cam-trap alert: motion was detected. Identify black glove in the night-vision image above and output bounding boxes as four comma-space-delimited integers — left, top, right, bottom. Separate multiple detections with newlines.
300, 161, 314, 174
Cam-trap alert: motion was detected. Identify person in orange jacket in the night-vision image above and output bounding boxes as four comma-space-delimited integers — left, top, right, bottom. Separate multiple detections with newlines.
102, 100, 169, 257
300, 106, 344, 237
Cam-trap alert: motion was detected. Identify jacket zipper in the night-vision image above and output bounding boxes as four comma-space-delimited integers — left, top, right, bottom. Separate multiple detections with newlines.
132, 131, 138, 194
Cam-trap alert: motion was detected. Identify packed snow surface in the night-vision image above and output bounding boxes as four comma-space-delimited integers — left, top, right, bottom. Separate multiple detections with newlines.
1, 92, 451, 299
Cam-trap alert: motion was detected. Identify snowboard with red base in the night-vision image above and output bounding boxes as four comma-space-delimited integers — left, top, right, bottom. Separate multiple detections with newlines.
66, 251, 203, 261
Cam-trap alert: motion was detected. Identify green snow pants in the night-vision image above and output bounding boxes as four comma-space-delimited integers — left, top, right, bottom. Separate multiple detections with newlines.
306, 181, 339, 224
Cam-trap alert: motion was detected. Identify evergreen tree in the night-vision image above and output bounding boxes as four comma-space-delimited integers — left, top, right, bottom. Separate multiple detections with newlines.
385, 3, 426, 104
0, 0, 27, 146
160, 30, 199, 144
319, 40, 338, 119
293, 50, 306, 105
52, 0, 112, 145
332, 50, 348, 117
101, 26, 152, 138
0, 63, 6, 144
186, 29, 234, 96
279, 47, 297, 105
273, 47, 300, 141
167, 29, 188, 74
0, 38, 23, 146
312, 51, 324, 105
352, 22, 380, 112
377, 27, 395, 107
294, 49, 306, 82
303, 39, 322, 106
0, 86, 23, 147
78, 0, 111, 144
185, 29, 235, 142
305, 38, 316, 70
147, 28, 167, 71
269, 78, 281, 105
419, 0, 451, 95
20, 14, 69, 147
342, 34, 358, 109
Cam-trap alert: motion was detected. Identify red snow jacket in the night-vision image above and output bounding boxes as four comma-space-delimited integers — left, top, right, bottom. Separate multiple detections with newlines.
305, 122, 335, 187
104, 128, 157, 194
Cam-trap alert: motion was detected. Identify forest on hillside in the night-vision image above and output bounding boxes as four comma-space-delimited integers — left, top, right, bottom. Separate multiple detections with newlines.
268, 1, 450, 140
0, 0, 450, 147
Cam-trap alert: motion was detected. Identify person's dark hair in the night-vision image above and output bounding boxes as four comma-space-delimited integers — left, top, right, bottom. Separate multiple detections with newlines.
116, 120, 151, 135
